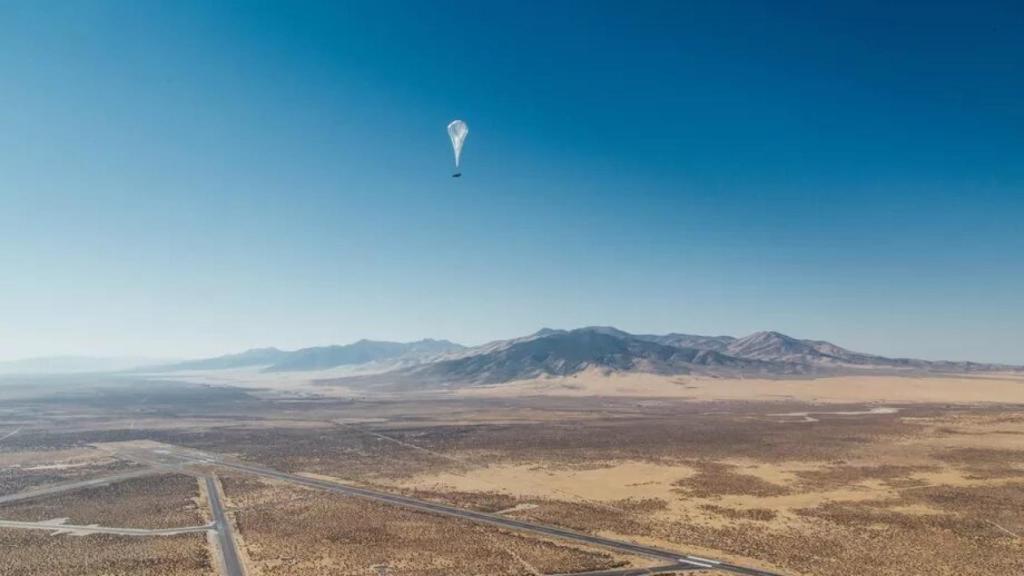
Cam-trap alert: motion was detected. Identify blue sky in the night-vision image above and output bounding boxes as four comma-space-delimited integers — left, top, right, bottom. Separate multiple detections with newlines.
1, 1, 1021, 363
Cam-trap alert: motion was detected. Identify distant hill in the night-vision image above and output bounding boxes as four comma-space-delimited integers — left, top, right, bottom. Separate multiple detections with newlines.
0, 356, 174, 375
151, 339, 464, 373
722, 331, 887, 365
265, 339, 463, 372
152, 348, 289, 371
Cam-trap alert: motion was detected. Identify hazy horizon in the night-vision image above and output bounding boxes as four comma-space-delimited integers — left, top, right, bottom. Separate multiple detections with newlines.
2, 2, 1022, 364
0, 324, 1019, 367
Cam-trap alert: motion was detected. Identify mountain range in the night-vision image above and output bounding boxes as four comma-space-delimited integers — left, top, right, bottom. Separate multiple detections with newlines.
140, 327, 1020, 387
151, 339, 464, 373
0, 355, 176, 375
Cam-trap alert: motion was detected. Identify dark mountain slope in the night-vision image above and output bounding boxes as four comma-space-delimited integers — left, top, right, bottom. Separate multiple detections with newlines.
397, 327, 770, 385
638, 333, 736, 352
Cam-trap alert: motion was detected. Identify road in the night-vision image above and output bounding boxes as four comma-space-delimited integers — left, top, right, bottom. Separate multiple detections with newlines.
213, 460, 781, 576
0, 458, 247, 576
0, 518, 212, 536
556, 565, 700, 575
0, 427, 21, 444
0, 469, 158, 505
105, 443, 783, 575
205, 475, 246, 576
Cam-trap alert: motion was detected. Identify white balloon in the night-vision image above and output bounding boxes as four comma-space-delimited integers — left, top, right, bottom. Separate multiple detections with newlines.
447, 120, 468, 172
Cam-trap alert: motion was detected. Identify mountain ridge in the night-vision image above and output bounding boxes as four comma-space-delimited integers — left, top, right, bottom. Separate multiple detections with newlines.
133, 328, 1024, 387
150, 339, 464, 373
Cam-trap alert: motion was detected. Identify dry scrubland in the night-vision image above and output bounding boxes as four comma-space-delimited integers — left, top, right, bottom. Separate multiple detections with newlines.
219, 474, 646, 576
0, 466, 211, 575
0, 446, 143, 496
0, 530, 212, 576
366, 408, 1024, 576
2, 377, 1023, 575
0, 473, 204, 529
178, 401, 1023, 576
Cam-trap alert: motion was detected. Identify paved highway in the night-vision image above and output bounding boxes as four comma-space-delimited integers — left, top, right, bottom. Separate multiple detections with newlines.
212, 459, 782, 576
105, 443, 783, 575
555, 564, 699, 575
205, 475, 246, 576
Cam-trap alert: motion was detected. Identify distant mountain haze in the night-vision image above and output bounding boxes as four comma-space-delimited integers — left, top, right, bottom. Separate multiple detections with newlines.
265, 339, 463, 372
6, 329, 1018, 381
146, 339, 464, 374
152, 348, 290, 371
0, 356, 176, 375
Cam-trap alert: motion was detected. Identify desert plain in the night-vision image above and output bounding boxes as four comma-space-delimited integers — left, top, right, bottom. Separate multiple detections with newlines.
0, 371, 1022, 576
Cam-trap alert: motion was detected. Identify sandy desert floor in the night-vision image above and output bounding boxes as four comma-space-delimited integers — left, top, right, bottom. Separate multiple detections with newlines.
456, 369, 1024, 404
1, 375, 1022, 575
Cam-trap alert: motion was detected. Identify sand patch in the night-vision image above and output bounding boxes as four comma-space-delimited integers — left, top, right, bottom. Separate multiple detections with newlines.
714, 480, 889, 511
495, 503, 539, 514
21, 461, 95, 471
397, 460, 696, 504
0, 448, 110, 469
720, 459, 827, 485
887, 503, 946, 516
458, 372, 1024, 404
904, 467, 1023, 489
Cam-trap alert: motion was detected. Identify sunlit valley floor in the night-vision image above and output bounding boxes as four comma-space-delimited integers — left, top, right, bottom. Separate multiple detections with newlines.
1, 374, 1022, 576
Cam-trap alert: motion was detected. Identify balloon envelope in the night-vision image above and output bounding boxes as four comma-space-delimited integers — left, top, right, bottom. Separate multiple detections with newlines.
447, 120, 468, 169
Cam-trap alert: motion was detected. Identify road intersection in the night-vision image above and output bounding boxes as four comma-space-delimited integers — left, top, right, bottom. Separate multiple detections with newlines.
109, 441, 785, 576
0, 441, 787, 576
